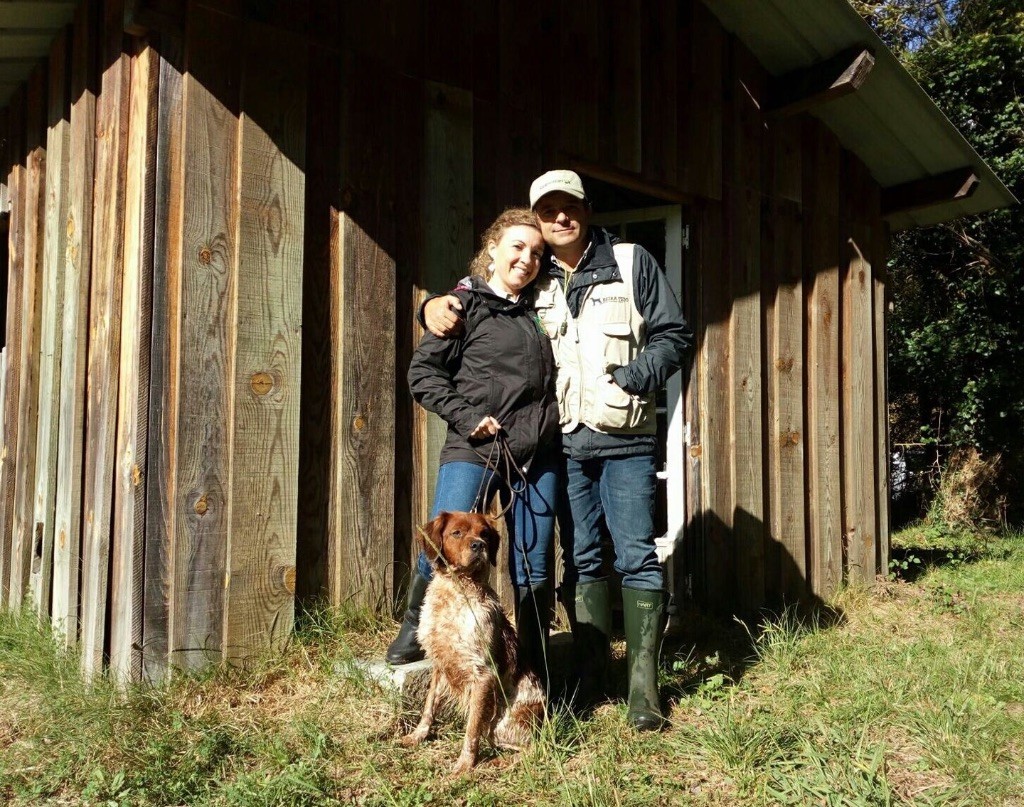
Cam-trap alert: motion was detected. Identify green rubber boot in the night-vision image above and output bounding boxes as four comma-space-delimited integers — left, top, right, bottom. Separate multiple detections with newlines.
564, 579, 611, 709
385, 573, 430, 664
514, 582, 552, 693
622, 587, 666, 731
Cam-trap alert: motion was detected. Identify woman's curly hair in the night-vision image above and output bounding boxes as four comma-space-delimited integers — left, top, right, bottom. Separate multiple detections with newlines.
468, 208, 542, 278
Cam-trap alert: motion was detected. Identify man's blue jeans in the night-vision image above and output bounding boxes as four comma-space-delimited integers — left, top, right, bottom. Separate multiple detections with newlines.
416, 459, 559, 588
564, 454, 663, 591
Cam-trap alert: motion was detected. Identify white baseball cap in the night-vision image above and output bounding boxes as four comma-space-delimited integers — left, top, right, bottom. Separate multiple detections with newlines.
529, 169, 588, 209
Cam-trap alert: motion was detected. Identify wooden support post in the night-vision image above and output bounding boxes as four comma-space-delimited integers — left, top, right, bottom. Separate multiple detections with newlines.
168, 4, 241, 671
80, 0, 131, 678
52, 0, 98, 645
109, 40, 158, 683
765, 199, 808, 603
803, 120, 843, 599
141, 34, 184, 681
223, 21, 306, 663
766, 47, 875, 118
697, 200, 731, 611
412, 81, 473, 594
29, 28, 73, 619
841, 155, 880, 587
880, 167, 979, 218
873, 224, 891, 574
763, 115, 806, 605
726, 43, 765, 616
328, 213, 396, 611
10, 65, 48, 610
0, 88, 26, 608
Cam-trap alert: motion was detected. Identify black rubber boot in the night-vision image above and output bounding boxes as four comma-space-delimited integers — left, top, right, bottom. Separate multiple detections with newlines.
564, 579, 611, 709
385, 573, 430, 665
622, 587, 666, 731
514, 582, 552, 693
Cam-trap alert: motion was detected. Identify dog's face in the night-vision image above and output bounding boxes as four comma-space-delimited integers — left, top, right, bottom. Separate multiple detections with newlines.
419, 511, 500, 575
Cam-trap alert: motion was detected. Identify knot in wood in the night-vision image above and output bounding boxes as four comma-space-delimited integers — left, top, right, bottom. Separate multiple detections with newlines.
198, 246, 213, 265
780, 430, 801, 447
775, 357, 794, 373
59, 529, 66, 550
250, 372, 274, 396
194, 494, 209, 516
282, 566, 296, 595
689, 444, 702, 458
353, 415, 366, 432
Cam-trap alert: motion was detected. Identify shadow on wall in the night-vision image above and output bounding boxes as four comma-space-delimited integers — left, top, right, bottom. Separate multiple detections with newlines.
670, 506, 840, 623
657, 507, 846, 703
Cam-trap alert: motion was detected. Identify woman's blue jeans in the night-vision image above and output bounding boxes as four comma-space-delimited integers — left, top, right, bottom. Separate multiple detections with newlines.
416, 459, 559, 588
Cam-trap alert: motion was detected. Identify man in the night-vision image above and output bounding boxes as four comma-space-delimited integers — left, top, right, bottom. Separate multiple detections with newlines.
398, 170, 692, 730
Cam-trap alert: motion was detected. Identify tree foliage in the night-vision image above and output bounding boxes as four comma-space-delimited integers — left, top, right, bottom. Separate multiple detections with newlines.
850, 1, 957, 51
856, 0, 1024, 521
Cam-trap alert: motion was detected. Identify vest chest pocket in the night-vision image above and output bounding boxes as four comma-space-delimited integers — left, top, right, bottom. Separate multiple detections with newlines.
588, 294, 632, 327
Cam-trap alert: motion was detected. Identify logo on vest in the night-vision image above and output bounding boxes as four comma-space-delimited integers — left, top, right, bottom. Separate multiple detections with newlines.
591, 295, 629, 305
636, 600, 654, 610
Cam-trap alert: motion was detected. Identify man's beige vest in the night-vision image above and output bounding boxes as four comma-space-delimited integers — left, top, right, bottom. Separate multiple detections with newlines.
533, 243, 657, 435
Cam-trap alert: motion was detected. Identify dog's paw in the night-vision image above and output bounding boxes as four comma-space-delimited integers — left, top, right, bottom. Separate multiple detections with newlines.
451, 752, 476, 776
399, 728, 428, 748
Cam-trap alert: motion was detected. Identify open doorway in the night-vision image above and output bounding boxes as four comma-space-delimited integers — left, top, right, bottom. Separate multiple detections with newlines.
590, 203, 688, 596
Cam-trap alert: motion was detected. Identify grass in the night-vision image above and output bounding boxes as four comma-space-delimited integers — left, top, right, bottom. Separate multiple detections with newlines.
3, 532, 1024, 805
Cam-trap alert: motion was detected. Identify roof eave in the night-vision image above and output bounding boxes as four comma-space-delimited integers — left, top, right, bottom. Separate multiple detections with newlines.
704, 0, 1017, 230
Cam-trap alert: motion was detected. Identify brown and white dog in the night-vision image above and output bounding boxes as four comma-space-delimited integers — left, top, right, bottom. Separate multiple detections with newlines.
399, 511, 546, 774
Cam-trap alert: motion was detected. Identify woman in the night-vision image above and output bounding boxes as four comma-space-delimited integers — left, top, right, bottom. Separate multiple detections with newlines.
387, 208, 560, 686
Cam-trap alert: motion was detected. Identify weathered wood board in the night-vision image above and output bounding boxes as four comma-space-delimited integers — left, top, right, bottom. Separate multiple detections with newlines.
223, 21, 305, 662
52, 0, 97, 646
29, 28, 72, 620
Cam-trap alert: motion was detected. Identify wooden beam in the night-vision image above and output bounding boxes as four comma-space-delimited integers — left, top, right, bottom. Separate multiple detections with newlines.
569, 159, 691, 204
767, 47, 875, 118
881, 167, 980, 217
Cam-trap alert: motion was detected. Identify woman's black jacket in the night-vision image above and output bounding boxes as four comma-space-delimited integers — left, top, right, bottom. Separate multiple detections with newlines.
407, 276, 559, 469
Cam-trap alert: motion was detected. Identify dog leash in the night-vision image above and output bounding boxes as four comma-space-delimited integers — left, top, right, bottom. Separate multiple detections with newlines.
470, 430, 529, 518
470, 430, 551, 695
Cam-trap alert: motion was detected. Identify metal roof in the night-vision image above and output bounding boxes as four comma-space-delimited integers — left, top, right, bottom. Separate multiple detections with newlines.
0, 0, 1015, 229
0, 2, 76, 106
705, 0, 1017, 229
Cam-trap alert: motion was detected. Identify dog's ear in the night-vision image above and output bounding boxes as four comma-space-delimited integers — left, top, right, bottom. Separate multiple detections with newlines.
484, 523, 500, 567
419, 512, 448, 564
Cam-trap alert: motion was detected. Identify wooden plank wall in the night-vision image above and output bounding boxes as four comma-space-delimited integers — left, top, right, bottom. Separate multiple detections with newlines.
0, 0, 305, 681
0, 0, 898, 673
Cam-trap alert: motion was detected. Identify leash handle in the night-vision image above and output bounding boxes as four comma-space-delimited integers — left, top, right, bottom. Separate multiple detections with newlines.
471, 431, 529, 519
